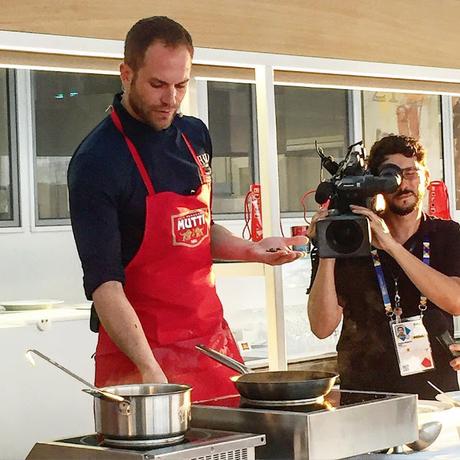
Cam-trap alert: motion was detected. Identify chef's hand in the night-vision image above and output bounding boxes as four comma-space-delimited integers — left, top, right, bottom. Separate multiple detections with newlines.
449, 344, 460, 371
350, 205, 398, 252
250, 236, 309, 265
141, 364, 168, 384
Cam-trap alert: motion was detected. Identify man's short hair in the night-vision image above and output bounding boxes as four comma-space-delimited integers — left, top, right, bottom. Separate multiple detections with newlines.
124, 16, 194, 71
367, 134, 427, 175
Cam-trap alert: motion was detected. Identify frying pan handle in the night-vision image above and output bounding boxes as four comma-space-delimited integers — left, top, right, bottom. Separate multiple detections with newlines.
195, 344, 252, 375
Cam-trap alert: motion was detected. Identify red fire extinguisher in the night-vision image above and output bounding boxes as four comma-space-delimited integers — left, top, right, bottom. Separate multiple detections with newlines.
243, 184, 263, 242
427, 180, 451, 220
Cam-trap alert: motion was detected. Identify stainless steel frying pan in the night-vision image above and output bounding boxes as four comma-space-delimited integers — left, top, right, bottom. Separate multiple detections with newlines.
196, 344, 338, 401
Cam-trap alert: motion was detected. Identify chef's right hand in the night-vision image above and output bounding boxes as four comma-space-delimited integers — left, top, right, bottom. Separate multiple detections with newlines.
141, 365, 168, 384
307, 208, 329, 239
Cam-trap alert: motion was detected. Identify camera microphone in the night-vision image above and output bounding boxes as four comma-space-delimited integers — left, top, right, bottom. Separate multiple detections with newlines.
321, 157, 339, 176
315, 143, 339, 176
315, 181, 335, 205
422, 309, 460, 358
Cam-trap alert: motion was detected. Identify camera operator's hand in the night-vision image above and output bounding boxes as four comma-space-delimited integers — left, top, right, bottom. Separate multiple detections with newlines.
307, 209, 329, 239
449, 344, 460, 371
350, 205, 397, 252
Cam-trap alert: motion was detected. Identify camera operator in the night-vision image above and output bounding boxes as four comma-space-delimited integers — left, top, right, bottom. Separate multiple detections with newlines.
307, 134, 460, 399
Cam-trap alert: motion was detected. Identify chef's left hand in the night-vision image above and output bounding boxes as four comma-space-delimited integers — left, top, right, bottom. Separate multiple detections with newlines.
249, 236, 308, 265
349, 205, 397, 252
449, 344, 460, 371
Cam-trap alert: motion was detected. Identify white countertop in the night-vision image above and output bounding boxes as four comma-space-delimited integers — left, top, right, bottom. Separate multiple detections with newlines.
0, 306, 91, 328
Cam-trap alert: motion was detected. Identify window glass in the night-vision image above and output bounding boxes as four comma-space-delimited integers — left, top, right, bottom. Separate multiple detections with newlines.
284, 258, 340, 361
275, 86, 349, 213
453, 96, 460, 210
32, 71, 120, 223
207, 81, 256, 215
362, 91, 443, 180
0, 69, 14, 223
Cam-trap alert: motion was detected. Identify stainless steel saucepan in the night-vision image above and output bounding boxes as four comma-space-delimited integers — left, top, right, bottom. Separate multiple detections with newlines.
26, 349, 191, 444
196, 344, 338, 401
85, 383, 192, 444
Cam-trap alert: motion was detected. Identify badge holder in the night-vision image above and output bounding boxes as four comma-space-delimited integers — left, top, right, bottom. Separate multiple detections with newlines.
372, 239, 434, 377
390, 315, 434, 377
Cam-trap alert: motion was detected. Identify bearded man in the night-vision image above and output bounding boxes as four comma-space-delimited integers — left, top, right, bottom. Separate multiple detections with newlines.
68, 16, 305, 401
307, 134, 460, 399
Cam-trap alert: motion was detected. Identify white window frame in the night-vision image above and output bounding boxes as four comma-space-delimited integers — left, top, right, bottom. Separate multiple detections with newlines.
197, 78, 258, 221
441, 95, 459, 220
29, 69, 121, 228
0, 68, 20, 228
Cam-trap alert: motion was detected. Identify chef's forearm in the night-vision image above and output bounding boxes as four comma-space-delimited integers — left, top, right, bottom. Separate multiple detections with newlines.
307, 258, 342, 338
210, 223, 256, 261
92, 281, 163, 376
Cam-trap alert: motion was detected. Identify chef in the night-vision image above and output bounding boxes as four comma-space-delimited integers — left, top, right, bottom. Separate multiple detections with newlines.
68, 16, 306, 401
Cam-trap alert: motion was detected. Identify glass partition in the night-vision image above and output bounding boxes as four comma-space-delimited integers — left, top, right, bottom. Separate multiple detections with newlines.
207, 81, 256, 215
362, 91, 443, 180
32, 71, 120, 224
0, 69, 17, 225
275, 86, 350, 213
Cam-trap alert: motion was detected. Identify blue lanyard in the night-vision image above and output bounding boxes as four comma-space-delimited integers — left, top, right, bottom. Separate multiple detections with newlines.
371, 237, 430, 318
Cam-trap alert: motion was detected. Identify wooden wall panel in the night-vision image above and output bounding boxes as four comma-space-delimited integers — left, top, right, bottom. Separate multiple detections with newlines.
274, 71, 460, 95
0, 50, 121, 72
0, 0, 459, 70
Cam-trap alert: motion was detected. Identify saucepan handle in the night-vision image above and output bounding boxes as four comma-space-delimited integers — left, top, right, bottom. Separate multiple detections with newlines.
82, 388, 130, 405
195, 344, 252, 375
83, 388, 104, 399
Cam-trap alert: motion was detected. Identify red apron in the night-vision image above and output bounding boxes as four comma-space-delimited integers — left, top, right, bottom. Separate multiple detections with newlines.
94, 109, 243, 401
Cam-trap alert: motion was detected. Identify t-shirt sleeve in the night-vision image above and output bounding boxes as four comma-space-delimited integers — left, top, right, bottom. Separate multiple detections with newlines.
68, 148, 125, 299
439, 220, 460, 277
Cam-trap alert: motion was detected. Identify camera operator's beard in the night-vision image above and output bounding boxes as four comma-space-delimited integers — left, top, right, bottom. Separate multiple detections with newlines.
386, 189, 423, 216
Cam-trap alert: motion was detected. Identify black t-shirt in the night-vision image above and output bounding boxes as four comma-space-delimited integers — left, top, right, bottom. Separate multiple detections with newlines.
68, 94, 213, 300
311, 215, 460, 399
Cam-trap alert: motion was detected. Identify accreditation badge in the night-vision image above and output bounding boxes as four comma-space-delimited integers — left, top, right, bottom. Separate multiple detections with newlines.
390, 316, 435, 376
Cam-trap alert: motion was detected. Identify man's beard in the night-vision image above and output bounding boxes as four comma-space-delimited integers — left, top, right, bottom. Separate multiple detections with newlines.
128, 79, 176, 131
386, 189, 423, 216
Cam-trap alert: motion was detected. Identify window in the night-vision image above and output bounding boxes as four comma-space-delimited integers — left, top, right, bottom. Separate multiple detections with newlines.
275, 86, 350, 213
207, 81, 256, 215
453, 96, 460, 210
32, 71, 120, 224
362, 91, 443, 180
0, 69, 19, 227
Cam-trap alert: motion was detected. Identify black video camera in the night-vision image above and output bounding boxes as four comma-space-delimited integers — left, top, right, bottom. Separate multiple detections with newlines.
314, 141, 401, 258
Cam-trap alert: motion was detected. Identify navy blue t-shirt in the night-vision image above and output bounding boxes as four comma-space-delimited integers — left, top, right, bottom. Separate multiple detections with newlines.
68, 94, 213, 299
310, 215, 460, 399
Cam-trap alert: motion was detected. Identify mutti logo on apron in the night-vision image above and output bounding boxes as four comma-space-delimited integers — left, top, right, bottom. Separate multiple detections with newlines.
172, 208, 209, 247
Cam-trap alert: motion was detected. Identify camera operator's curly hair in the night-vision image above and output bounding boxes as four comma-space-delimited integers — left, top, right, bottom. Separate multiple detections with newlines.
367, 135, 427, 175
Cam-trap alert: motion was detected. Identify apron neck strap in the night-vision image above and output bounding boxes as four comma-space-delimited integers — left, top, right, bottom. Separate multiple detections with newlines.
181, 133, 207, 184
110, 108, 155, 196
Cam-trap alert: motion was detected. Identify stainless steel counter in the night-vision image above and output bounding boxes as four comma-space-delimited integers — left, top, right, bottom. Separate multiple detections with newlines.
192, 390, 418, 459
348, 405, 460, 459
